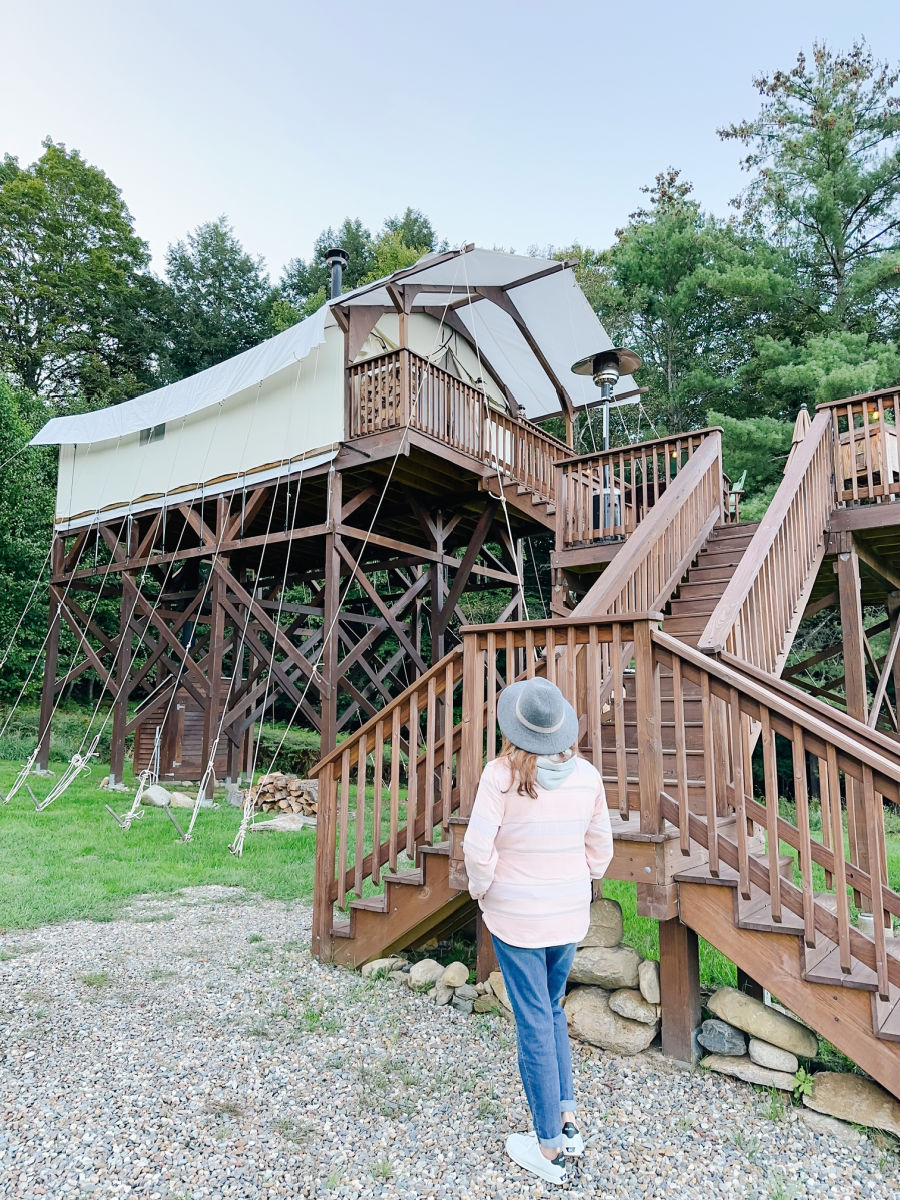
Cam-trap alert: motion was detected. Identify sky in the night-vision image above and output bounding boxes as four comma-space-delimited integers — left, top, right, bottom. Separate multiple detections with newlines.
3, 0, 899, 278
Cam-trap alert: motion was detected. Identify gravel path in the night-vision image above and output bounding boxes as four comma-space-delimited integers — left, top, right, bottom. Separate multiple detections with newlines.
1, 887, 898, 1199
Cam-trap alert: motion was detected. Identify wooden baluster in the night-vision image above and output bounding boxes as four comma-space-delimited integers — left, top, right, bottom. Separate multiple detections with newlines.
565, 626, 578, 707
612, 624, 628, 819
545, 626, 557, 684
817, 753, 833, 890
862, 401, 875, 499
525, 626, 536, 677
702, 674, 719, 874
505, 629, 516, 686
877, 397, 888, 499
672, 655, 690, 853
830, 409, 843, 504
760, 708, 781, 921
486, 631, 498, 761
354, 735, 366, 898
793, 725, 815, 946
406, 693, 418, 859
588, 624, 602, 772
372, 721, 384, 885
729, 687, 750, 898
848, 405, 860, 504
826, 743, 851, 971
424, 677, 436, 845
389, 705, 401, 871
441, 660, 454, 830
861, 764, 889, 999
337, 749, 351, 907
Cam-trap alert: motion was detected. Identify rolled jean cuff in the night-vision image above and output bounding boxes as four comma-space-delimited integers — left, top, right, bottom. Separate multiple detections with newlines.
538, 1133, 564, 1150
560, 1100, 576, 1115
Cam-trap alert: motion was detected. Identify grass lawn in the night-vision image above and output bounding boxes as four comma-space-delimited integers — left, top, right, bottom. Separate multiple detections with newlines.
2, 758, 898, 994
0, 759, 317, 930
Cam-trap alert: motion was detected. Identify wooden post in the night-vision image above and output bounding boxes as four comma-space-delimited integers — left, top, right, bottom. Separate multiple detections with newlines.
658, 916, 701, 1063
459, 632, 483, 820
887, 591, 900, 733
202, 497, 229, 778
835, 542, 871, 901
321, 469, 343, 756
312, 769, 338, 959
633, 619, 663, 835
36, 536, 64, 771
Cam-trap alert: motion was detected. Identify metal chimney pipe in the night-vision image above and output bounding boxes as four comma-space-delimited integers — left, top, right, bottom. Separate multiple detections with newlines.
324, 247, 350, 299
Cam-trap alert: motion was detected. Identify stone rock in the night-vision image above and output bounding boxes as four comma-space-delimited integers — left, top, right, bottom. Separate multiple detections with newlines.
638, 959, 660, 1006
141, 784, 171, 808
474, 995, 502, 1014
798, 1108, 865, 1147
407, 958, 446, 989
454, 983, 478, 1001
482, 980, 493, 996
474, 982, 487, 995
700, 1054, 796, 1091
434, 984, 454, 1007
169, 791, 213, 810
361, 957, 403, 979
389, 970, 407, 984
564, 986, 658, 1055
706, 987, 818, 1058
451, 996, 474, 1015
225, 783, 245, 808
569, 944, 641, 990
802, 1073, 900, 1136
748, 1038, 798, 1075
608, 988, 659, 1025
488, 970, 512, 1011
441, 961, 469, 988
697, 1019, 747, 1057
580, 899, 623, 948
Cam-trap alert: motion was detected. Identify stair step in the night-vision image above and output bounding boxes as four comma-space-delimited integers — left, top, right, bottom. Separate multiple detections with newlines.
698, 550, 746, 569
332, 918, 351, 938
873, 991, 900, 1041
804, 941, 879, 992
663, 616, 710, 636
350, 895, 389, 913
675, 583, 731, 602
737, 895, 806, 935
382, 869, 424, 886
419, 840, 451, 857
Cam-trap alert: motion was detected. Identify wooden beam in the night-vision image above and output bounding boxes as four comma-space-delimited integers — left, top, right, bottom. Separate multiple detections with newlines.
433, 499, 499, 638
658, 916, 700, 1064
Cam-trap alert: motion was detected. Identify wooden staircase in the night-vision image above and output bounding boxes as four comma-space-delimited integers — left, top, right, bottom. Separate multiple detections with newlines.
311, 411, 900, 1099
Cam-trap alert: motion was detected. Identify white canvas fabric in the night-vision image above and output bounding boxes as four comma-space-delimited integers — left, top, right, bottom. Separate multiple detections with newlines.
31, 304, 332, 446
32, 248, 633, 447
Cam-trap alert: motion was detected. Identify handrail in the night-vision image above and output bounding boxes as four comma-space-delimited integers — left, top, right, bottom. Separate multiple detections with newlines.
557, 426, 724, 467
698, 410, 832, 671
654, 627, 900, 999
573, 431, 724, 616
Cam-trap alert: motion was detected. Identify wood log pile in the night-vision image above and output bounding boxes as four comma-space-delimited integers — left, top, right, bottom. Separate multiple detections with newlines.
249, 773, 318, 816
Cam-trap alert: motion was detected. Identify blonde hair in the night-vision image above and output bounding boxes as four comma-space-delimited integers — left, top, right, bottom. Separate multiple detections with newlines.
499, 737, 540, 799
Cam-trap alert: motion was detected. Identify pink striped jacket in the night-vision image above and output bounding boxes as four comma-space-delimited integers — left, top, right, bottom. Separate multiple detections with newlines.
462, 755, 613, 949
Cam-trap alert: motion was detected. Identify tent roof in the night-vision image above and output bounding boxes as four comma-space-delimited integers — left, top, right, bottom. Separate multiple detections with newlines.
32, 247, 633, 447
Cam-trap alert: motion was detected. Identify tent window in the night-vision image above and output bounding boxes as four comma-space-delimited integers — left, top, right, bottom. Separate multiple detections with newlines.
140, 423, 166, 445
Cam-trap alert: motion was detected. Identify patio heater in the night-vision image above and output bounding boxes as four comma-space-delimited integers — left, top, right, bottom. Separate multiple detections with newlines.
571, 347, 643, 531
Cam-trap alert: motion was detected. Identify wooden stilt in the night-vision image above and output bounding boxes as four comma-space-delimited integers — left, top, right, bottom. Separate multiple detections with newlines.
475, 914, 499, 981
321, 469, 343, 756
658, 916, 701, 1064
36, 537, 64, 771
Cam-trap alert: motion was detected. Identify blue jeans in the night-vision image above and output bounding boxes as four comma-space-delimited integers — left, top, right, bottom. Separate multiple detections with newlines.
492, 935, 577, 1150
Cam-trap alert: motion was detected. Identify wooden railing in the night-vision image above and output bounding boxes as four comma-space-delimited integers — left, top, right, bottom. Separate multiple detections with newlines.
347, 349, 569, 502
819, 386, 900, 506
573, 431, 725, 616
698, 410, 832, 672
556, 428, 726, 546
311, 645, 464, 955
655, 628, 900, 1001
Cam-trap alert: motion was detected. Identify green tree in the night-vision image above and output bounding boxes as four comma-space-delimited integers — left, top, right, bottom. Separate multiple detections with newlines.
588, 171, 790, 431
0, 139, 161, 409
278, 217, 375, 320
709, 409, 794, 519
0, 377, 57, 701
720, 40, 900, 335
163, 217, 273, 380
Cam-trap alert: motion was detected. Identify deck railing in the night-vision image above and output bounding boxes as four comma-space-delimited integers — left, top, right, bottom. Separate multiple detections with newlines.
819, 386, 900, 506
311, 644, 465, 954
699, 410, 832, 672
347, 348, 569, 503
556, 428, 726, 547
655, 628, 900, 1001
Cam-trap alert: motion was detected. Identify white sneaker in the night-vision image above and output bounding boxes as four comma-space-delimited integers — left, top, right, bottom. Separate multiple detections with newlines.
505, 1132, 568, 1185
562, 1120, 585, 1156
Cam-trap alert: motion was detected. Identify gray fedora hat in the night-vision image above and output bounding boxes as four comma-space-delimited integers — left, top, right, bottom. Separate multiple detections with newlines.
496, 677, 579, 756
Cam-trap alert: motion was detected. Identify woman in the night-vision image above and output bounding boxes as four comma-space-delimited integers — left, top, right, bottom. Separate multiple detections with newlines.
463, 676, 613, 1186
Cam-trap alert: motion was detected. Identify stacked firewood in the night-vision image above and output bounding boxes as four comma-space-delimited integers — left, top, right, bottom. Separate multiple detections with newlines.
250, 773, 318, 816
